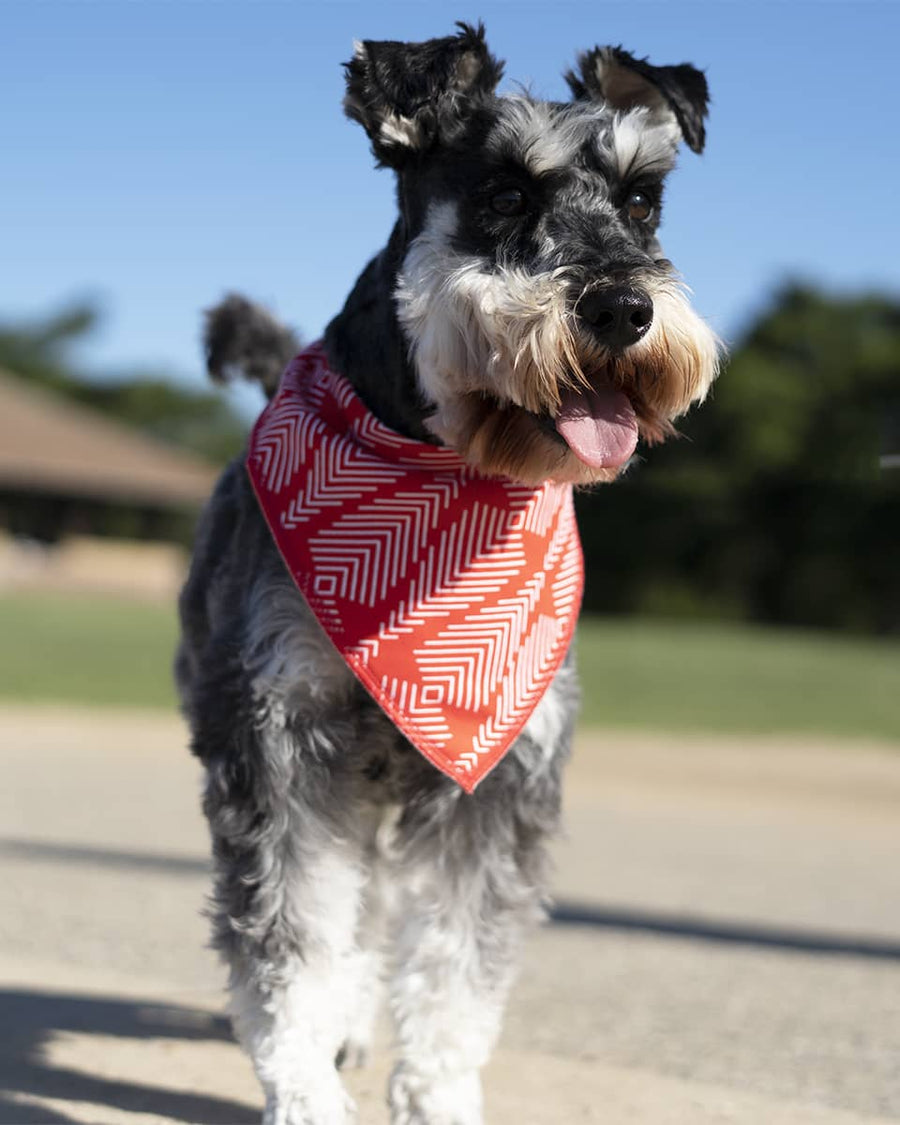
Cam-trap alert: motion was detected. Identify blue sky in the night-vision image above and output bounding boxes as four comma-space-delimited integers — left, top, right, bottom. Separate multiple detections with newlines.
3, 0, 899, 409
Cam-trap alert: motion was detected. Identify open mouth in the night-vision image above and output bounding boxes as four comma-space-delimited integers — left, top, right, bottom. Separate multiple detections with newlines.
549, 383, 639, 469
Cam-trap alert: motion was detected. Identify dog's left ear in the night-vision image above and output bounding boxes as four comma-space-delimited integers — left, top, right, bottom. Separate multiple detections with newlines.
566, 46, 708, 154
344, 22, 504, 166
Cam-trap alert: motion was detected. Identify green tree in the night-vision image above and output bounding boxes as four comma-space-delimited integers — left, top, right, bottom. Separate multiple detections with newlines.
669, 283, 900, 483
577, 284, 900, 632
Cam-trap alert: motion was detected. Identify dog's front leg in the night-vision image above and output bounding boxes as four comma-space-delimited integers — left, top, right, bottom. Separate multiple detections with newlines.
204, 744, 375, 1125
223, 834, 369, 1125
386, 787, 549, 1125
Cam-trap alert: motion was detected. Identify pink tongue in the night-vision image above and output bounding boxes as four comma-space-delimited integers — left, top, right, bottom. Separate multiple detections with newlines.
555, 385, 638, 469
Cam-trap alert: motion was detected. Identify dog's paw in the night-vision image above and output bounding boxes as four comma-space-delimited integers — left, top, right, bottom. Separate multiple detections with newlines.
263, 1081, 356, 1125
389, 1063, 481, 1125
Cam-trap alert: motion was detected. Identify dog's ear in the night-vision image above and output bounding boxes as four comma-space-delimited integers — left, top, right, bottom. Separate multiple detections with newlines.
344, 22, 503, 166
565, 46, 708, 154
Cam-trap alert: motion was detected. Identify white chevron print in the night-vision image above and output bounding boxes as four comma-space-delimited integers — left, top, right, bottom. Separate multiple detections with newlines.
247, 343, 584, 791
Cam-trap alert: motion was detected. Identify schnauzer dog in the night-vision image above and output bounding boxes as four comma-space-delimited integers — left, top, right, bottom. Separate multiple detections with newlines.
177, 23, 719, 1125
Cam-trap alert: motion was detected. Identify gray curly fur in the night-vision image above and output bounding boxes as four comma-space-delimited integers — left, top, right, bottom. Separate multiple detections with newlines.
176, 455, 578, 1120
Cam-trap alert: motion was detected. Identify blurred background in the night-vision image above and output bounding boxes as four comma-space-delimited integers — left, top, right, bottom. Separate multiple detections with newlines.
1, 2, 899, 1123
2, 0, 899, 733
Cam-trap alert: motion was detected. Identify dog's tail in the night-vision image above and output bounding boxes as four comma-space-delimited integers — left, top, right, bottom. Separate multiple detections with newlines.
204, 294, 301, 399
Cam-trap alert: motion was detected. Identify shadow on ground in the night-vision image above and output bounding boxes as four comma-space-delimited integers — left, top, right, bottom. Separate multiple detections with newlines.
550, 903, 900, 961
6, 837, 900, 963
0, 989, 257, 1124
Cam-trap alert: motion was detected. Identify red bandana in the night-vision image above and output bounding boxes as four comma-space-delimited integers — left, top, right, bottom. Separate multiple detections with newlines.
246, 343, 583, 792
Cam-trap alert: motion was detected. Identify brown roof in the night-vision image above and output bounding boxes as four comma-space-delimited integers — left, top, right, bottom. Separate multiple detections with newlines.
0, 368, 219, 507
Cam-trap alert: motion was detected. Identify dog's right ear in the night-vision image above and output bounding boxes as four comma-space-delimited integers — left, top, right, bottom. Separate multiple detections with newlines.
343, 22, 503, 167
566, 46, 709, 154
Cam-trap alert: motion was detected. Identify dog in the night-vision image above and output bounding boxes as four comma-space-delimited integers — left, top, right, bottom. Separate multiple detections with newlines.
177, 23, 719, 1125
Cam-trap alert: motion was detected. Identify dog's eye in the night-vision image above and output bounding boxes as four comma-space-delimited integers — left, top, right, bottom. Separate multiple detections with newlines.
490, 188, 528, 217
626, 191, 654, 223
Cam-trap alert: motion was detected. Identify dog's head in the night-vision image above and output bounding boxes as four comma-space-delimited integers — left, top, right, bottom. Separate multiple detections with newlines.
344, 23, 721, 485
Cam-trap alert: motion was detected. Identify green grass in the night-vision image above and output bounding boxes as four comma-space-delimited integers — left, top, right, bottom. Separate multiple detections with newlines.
577, 617, 900, 742
1, 592, 898, 742
0, 592, 179, 709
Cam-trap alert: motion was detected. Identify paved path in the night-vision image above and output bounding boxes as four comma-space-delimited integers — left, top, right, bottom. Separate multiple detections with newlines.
1, 706, 898, 1123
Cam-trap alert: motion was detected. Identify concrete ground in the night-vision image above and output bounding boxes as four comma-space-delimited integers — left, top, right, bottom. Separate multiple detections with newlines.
1, 705, 899, 1124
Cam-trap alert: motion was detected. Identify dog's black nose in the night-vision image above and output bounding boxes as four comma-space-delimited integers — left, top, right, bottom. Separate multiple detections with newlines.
578, 288, 654, 348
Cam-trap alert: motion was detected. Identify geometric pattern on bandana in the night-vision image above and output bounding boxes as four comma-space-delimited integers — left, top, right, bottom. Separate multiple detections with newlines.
246, 342, 584, 792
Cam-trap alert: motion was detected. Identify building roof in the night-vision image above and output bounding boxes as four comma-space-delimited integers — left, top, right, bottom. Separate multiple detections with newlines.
0, 368, 219, 507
